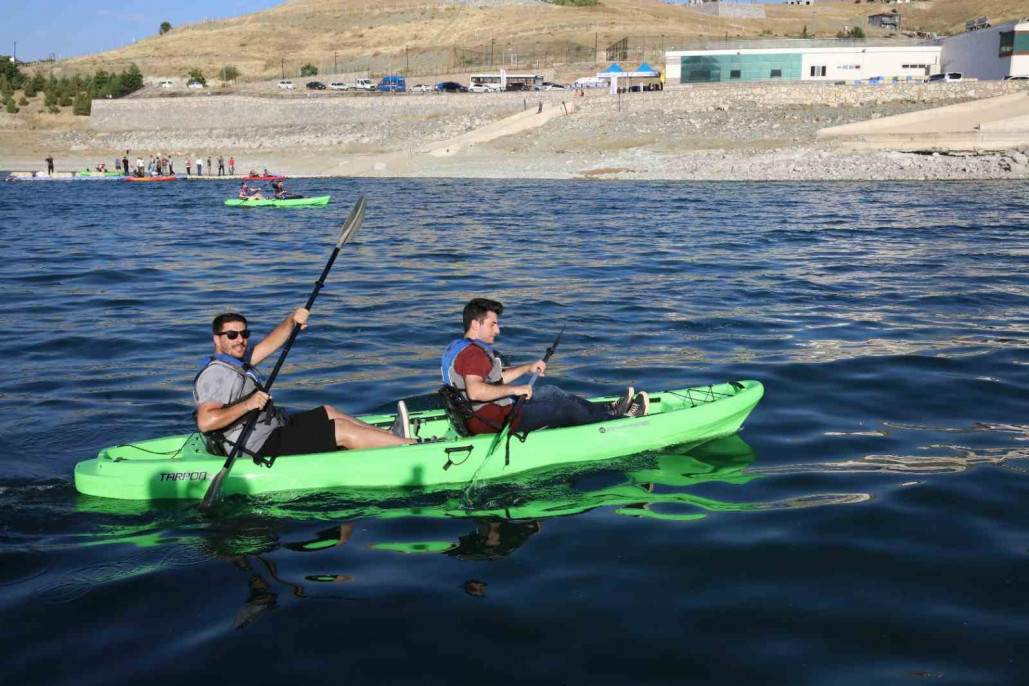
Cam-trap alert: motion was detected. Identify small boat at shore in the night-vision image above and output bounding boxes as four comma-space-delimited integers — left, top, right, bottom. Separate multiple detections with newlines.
224, 195, 330, 208
74, 380, 763, 501
125, 176, 177, 182
243, 174, 286, 182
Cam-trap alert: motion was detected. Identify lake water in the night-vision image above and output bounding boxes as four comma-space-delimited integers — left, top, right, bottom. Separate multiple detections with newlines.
0, 177, 1027, 685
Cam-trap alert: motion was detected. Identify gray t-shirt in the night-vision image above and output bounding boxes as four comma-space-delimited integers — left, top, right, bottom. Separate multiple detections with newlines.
193, 353, 283, 455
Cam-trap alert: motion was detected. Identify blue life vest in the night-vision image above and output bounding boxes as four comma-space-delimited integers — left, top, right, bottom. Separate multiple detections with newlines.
440, 338, 511, 409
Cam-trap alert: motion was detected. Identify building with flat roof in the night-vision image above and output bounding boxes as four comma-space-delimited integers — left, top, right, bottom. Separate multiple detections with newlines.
666, 40, 939, 84
942, 21, 1029, 80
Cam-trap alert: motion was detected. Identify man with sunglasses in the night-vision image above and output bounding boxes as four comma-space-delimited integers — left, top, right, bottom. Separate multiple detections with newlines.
194, 309, 414, 462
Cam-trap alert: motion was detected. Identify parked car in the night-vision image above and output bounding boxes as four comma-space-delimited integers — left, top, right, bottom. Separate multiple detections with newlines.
187, 81, 204, 89
352, 78, 375, 91
1004, 74, 1029, 80
158, 80, 174, 89
928, 72, 962, 83
377, 76, 406, 92
468, 83, 494, 93
435, 81, 467, 93
410, 84, 430, 92
505, 83, 529, 92
306, 81, 327, 90
540, 82, 566, 91
328, 82, 349, 90
278, 80, 295, 89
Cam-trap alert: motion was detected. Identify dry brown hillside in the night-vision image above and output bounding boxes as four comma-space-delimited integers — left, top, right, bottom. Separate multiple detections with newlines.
48, 0, 1027, 82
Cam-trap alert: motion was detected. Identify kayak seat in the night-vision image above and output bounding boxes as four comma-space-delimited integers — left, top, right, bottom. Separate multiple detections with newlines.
438, 385, 505, 438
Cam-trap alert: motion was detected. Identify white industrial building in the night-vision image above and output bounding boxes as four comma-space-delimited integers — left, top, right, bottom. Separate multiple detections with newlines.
941, 20, 1029, 80
665, 20, 1029, 85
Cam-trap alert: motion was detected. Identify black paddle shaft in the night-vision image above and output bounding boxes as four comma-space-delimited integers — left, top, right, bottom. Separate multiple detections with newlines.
201, 196, 365, 510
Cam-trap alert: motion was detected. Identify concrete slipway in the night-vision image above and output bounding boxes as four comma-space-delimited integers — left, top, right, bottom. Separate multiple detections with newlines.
817, 91, 1029, 151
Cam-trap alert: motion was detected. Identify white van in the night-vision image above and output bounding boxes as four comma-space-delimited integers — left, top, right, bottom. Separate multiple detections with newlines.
572, 77, 607, 89
158, 80, 174, 89
352, 78, 375, 91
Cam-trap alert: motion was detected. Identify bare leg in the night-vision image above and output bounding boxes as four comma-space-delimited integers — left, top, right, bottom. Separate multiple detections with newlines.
324, 405, 399, 437
333, 419, 413, 449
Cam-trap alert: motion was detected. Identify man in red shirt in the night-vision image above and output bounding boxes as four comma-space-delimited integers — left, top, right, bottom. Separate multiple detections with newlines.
441, 298, 647, 435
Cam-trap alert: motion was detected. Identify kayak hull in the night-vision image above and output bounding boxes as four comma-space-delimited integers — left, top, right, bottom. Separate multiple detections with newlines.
74, 380, 763, 501
125, 176, 177, 182
224, 195, 330, 208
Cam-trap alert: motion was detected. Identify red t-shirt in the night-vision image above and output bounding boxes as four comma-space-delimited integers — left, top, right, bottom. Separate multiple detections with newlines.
454, 345, 517, 434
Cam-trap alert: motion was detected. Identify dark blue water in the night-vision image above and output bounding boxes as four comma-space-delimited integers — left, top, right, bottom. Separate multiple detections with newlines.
0, 177, 1027, 685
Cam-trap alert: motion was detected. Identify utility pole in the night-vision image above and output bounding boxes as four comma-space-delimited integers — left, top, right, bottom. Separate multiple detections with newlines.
490, 36, 495, 68
334, 51, 338, 73
406, 45, 409, 73
281, 58, 284, 79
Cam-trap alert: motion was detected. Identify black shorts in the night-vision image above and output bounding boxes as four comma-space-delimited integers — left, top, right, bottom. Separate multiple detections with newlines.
256, 407, 338, 459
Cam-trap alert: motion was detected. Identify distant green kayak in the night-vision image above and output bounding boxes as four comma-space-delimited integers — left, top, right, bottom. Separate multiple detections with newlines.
74, 380, 763, 501
224, 195, 330, 208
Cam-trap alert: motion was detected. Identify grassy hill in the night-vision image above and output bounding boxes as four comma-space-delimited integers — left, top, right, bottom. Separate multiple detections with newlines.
45, 0, 1028, 82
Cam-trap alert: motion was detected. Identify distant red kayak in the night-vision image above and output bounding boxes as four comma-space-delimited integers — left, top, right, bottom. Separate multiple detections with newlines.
244, 175, 285, 181
125, 176, 177, 182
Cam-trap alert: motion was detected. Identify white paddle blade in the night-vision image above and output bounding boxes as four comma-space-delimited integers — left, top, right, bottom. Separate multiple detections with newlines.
336, 195, 366, 248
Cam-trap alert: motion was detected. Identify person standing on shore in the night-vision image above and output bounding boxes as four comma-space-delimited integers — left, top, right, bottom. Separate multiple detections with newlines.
168, 156, 175, 175
186, 157, 192, 176
45, 155, 54, 176
228, 156, 235, 175
196, 156, 203, 176
136, 156, 144, 177
122, 151, 129, 175
207, 157, 213, 176
218, 156, 225, 176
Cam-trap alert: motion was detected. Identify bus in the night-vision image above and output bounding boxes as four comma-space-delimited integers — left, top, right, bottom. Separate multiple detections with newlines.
469, 72, 544, 92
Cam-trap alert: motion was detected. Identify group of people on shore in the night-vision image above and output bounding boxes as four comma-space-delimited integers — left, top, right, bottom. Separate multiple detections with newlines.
186, 155, 235, 177
195, 297, 649, 460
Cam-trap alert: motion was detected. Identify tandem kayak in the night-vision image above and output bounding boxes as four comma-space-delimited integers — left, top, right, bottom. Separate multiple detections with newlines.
125, 176, 177, 182
74, 380, 763, 501
224, 195, 330, 208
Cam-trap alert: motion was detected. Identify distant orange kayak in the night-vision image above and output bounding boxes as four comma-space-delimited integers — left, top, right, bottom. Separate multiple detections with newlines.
125, 176, 177, 182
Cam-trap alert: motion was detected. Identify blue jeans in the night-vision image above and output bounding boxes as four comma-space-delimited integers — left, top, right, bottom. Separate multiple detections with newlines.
516, 385, 615, 432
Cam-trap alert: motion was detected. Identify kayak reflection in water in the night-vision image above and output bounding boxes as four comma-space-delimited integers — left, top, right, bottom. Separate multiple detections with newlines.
193, 309, 416, 465
441, 298, 649, 435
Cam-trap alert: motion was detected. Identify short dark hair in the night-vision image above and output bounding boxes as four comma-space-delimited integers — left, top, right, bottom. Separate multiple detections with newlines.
212, 313, 247, 334
463, 298, 503, 332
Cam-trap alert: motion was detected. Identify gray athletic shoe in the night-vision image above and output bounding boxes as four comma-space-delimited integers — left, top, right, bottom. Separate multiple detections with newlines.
610, 386, 635, 416
390, 401, 410, 439
624, 392, 649, 418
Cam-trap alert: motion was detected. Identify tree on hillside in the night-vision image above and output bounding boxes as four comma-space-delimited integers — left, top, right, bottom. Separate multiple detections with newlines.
850, 26, 865, 39
160, 22, 172, 35
220, 65, 240, 82
188, 68, 207, 86
800, 24, 810, 39
73, 91, 92, 116
122, 63, 144, 93
0, 58, 24, 89
300, 63, 318, 77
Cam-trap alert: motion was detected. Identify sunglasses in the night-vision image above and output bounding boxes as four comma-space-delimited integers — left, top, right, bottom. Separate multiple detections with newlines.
216, 329, 251, 340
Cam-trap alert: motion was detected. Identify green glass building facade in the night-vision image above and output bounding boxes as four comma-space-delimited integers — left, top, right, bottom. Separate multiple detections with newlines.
681, 53, 803, 83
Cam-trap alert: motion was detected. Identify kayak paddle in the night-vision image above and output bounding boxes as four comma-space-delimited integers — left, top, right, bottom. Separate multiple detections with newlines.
463, 325, 565, 498
200, 195, 366, 510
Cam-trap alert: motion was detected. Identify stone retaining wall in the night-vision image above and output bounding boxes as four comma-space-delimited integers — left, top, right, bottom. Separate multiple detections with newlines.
91, 81, 1029, 132
579, 80, 1029, 114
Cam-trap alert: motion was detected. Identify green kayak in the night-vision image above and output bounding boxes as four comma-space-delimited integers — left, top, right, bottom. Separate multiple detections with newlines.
74, 380, 763, 501
224, 195, 330, 208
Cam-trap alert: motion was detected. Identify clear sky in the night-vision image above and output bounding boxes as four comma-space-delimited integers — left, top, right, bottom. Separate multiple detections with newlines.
0, 0, 283, 62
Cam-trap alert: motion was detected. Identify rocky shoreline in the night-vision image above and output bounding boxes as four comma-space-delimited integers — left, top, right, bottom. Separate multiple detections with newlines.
4, 83, 1029, 181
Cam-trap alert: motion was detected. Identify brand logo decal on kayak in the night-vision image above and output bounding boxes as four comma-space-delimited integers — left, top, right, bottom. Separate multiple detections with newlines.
159, 471, 211, 482
599, 420, 649, 434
